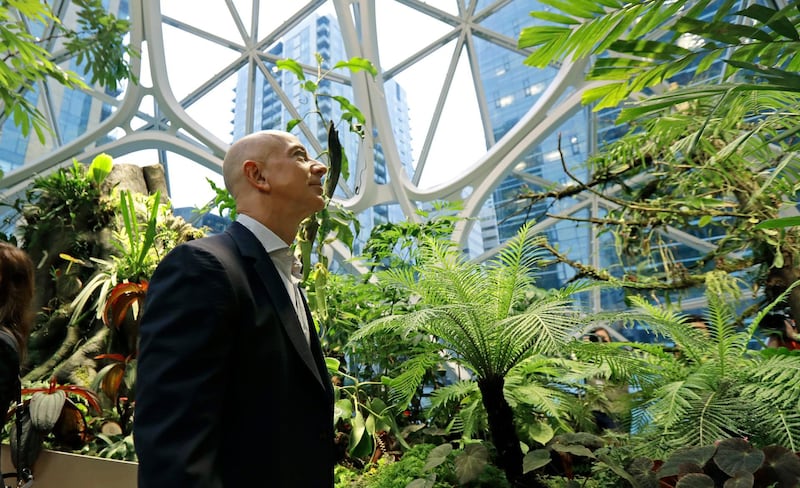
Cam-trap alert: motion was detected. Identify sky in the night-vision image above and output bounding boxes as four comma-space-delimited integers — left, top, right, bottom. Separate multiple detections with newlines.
114, 1, 487, 209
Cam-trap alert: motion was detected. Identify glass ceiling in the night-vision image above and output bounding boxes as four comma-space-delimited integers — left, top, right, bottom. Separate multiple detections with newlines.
4, 0, 737, 314
0, 0, 594, 253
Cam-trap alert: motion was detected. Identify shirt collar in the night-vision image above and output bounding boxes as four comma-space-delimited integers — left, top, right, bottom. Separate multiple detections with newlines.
236, 214, 300, 280
236, 214, 289, 253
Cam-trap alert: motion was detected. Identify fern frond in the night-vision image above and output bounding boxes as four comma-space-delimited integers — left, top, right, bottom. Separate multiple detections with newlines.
750, 407, 800, 451
427, 380, 479, 411
505, 380, 572, 422
625, 295, 708, 362
741, 354, 800, 409
457, 398, 487, 440
489, 223, 544, 319
384, 352, 444, 408
497, 297, 581, 368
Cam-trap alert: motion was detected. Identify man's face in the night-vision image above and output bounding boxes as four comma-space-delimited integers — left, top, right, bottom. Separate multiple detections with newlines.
265, 133, 328, 218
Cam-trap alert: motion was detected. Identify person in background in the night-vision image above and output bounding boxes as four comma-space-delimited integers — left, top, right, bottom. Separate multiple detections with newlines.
581, 325, 629, 431
0, 242, 35, 487
687, 313, 710, 337
0, 242, 34, 414
584, 326, 612, 343
134, 130, 334, 487
764, 315, 800, 350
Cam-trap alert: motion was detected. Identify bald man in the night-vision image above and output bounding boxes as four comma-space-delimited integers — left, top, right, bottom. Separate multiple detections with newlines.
134, 131, 334, 487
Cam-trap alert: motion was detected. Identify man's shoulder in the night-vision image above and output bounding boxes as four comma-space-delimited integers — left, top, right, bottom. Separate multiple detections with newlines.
159, 229, 237, 264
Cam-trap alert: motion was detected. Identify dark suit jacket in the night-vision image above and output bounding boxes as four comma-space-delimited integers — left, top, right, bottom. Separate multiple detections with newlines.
134, 222, 335, 487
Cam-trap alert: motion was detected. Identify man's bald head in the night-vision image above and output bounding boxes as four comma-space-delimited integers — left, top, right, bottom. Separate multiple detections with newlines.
222, 130, 285, 198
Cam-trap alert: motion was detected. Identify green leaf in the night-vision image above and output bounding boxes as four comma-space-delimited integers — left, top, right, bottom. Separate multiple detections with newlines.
324, 356, 341, 372
608, 39, 692, 59
539, 0, 605, 18
332, 57, 377, 77
675, 473, 715, 488
88, 153, 113, 185
348, 410, 372, 458
698, 215, 713, 227
424, 443, 452, 471
365, 412, 377, 437
453, 443, 488, 485
302, 80, 317, 92
658, 445, 717, 478
529, 11, 581, 24
523, 449, 552, 473
138, 190, 161, 272
550, 443, 596, 458
736, 4, 799, 40
286, 119, 302, 132
674, 16, 774, 44
756, 216, 800, 229
276, 59, 305, 80
331, 96, 366, 124
724, 472, 755, 488
527, 421, 555, 445
723, 60, 800, 88
405, 479, 435, 488
333, 399, 353, 425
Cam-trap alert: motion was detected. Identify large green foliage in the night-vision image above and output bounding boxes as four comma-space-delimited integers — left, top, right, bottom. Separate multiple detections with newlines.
515, 0, 800, 319
520, 0, 800, 113
605, 273, 800, 457
348, 223, 592, 405
0, 0, 136, 142
347, 223, 606, 484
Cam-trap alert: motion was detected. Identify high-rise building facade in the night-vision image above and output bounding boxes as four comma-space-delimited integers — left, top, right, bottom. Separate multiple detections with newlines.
232, 13, 414, 255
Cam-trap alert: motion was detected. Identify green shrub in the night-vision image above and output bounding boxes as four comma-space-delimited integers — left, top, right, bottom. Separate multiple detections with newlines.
335, 443, 510, 488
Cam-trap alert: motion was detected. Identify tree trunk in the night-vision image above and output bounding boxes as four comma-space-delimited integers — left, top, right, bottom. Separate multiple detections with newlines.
765, 256, 800, 324
477, 375, 531, 486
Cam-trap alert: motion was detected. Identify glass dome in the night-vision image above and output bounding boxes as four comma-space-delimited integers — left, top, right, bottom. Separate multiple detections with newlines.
0, 0, 733, 312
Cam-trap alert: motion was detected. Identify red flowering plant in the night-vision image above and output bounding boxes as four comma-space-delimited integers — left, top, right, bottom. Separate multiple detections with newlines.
12, 377, 102, 452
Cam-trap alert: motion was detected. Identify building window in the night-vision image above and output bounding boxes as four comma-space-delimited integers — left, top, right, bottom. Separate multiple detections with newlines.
496, 95, 514, 108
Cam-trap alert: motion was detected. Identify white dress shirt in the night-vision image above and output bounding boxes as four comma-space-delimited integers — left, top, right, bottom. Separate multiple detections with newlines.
236, 214, 310, 343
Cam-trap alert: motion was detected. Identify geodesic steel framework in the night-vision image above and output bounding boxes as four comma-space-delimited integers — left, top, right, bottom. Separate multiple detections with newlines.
1, 0, 740, 312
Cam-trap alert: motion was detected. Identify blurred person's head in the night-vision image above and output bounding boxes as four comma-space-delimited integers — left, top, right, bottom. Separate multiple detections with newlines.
0, 242, 35, 358
585, 327, 612, 343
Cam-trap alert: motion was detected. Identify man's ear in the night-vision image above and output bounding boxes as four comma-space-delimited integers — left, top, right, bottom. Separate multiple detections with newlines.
243, 160, 270, 192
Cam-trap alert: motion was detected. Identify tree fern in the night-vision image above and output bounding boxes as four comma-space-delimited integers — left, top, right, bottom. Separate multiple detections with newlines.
383, 352, 444, 408
617, 273, 800, 456
346, 225, 599, 483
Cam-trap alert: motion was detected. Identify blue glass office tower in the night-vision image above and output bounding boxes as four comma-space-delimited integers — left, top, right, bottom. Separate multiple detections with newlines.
232, 13, 414, 255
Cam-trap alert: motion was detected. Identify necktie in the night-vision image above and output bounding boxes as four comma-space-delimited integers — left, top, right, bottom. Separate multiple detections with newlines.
272, 248, 310, 344
290, 273, 311, 344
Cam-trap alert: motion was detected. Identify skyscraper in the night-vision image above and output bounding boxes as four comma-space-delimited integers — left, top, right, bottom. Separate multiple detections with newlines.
231, 13, 414, 255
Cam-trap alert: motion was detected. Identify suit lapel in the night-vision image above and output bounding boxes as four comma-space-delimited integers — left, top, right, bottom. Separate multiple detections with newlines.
227, 223, 327, 390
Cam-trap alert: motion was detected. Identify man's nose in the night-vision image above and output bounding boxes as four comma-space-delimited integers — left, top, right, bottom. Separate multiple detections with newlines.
311, 160, 328, 175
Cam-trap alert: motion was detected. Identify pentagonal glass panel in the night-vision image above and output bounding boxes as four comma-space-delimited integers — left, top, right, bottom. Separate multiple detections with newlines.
422, 49, 485, 189
375, 2, 456, 70
161, 22, 243, 102
160, 0, 243, 43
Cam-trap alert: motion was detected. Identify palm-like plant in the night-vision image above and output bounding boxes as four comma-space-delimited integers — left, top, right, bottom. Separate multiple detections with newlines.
613, 272, 800, 457
347, 223, 599, 485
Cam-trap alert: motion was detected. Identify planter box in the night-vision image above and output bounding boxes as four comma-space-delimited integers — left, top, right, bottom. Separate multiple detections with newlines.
1, 444, 136, 488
